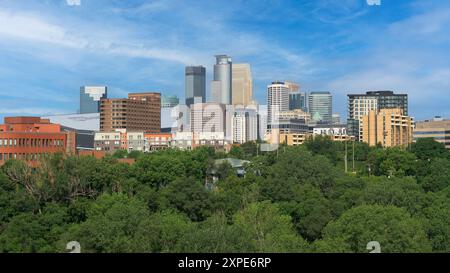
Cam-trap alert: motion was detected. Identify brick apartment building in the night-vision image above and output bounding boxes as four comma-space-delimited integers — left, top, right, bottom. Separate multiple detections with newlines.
100, 92, 161, 133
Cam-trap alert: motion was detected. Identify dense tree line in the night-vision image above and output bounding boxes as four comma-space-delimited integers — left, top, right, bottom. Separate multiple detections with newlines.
0, 137, 449, 253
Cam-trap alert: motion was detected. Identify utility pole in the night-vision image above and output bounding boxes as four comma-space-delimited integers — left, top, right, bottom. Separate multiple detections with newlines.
345, 141, 348, 173
352, 140, 355, 173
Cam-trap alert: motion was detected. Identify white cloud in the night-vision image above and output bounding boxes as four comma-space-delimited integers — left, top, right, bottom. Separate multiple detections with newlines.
0, 9, 201, 65
66, 0, 81, 6
0, 10, 87, 48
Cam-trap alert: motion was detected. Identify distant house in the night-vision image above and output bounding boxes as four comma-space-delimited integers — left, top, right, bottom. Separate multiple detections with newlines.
214, 158, 250, 176
206, 158, 250, 188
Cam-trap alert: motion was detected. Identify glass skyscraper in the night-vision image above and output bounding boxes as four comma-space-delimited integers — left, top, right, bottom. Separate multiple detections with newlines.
80, 86, 107, 114
212, 55, 232, 105
289, 91, 307, 112
185, 66, 206, 107
308, 91, 332, 124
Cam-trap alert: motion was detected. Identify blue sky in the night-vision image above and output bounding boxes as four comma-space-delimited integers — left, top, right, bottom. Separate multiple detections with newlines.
0, 0, 449, 121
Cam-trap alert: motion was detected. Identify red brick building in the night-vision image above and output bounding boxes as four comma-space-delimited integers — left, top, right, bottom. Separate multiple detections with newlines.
0, 117, 71, 166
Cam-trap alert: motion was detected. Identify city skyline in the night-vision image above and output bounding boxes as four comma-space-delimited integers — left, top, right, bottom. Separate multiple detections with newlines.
1, 0, 450, 121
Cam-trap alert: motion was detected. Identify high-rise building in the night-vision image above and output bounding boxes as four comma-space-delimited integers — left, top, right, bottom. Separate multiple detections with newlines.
414, 117, 450, 150
285, 81, 307, 111
257, 105, 268, 141
347, 91, 408, 140
80, 86, 107, 114
100, 92, 161, 133
332, 113, 341, 125
267, 81, 290, 131
285, 81, 300, 93
289, 91, 307, 111
361, 108, 414, 147
189, 103, 226, 133
212, 55, 232, 105
232, 106, 258, 144
308, 91, 332, 124
185, 66, 206, 107
161, 95, 180, 108
232, 63, 253, 106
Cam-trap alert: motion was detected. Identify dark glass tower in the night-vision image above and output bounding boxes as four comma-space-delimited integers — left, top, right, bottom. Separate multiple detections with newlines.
185, 66, 206, 107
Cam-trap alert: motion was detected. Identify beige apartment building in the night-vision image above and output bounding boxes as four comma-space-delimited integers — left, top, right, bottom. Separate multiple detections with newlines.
361, 108, 414, 147
232, 63, 253, 106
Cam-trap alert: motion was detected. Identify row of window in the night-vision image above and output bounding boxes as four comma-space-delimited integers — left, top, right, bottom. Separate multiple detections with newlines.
0, 138, 64, 148
0, 153, 50, 161
96, 141, 121, 145
413, 136, 450, 140
414, 131, 450, 135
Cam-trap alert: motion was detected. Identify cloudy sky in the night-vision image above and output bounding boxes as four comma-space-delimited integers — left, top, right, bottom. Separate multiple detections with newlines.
0, 0, 449, 121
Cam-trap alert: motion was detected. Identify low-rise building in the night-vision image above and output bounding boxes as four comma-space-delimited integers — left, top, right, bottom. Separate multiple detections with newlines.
126, 132, 145, 152
94, 130, 145, 153
414, 117, 450, 150
145, 133, 173, 151
94, 131, 123, 153
0, 117, 70, 166
171, 132, 232, 152
266, 132, 354, 146
313, 124, 348, 136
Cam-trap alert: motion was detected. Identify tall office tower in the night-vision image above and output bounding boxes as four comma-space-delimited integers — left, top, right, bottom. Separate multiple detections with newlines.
361, 108, 414, 147
211, 81, 221, 103
161, 95, 180, 108
289, 91, 307, 111
332, 113, 341, 125
267, 81, 290, 131
232, 63, 253, 106
185, 66, 206, 107
285, 81, 307, 111
285, 81, 300, 92
347, 90, 408, 140
232, 106, 258, 144
308, 91, 332, 124
212, 55, 232, 105
189, 103, 226, 133
100, 92, 161, 133
257, 105, 268, 141
80, 86, 107, 114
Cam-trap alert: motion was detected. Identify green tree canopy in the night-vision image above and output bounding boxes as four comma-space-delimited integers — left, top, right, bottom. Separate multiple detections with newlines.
318, 205, 432, 253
